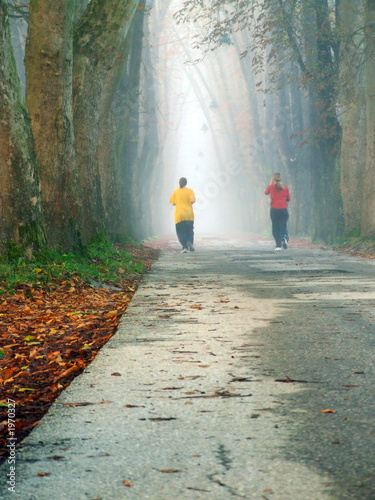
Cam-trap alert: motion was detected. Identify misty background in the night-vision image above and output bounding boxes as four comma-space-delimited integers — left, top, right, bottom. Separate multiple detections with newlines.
148, 0, 268, 238
6, 0, 371, 251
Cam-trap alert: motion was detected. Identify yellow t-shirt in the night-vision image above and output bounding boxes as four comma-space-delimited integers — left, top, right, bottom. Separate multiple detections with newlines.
169, 187, 195, 224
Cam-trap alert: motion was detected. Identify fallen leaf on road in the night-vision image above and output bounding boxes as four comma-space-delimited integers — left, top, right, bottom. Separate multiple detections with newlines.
275, 376, 308, 383
177, 390, 252, 399
123, 480, 133, 487
63, 400, 111, 407
321, 409, 336, 413
189, 304, 203, 310
149, 417, 177, 421
63, 402, 95, 407
156, 468, 181, 473
187, 487, 210, 492
220, 299, 230, 303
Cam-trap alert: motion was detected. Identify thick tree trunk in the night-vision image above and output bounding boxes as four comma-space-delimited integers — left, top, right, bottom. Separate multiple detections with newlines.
339, 0, 366, 236
25, 0, 80, 250
120, 6, 159, 239
273, 81, 312, 238
73, 0, 139, 243
310, 0, 343, 242
97, 20, 135, 238
361, 1, 375, 236
288, 76, 312, 236
0, 0, 46, 253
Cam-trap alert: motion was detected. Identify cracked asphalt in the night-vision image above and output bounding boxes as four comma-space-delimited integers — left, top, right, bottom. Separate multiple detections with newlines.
1, 236, 374, 499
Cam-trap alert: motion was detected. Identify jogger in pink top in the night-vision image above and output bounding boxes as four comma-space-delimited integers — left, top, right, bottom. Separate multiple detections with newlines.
265, 173, 291, 251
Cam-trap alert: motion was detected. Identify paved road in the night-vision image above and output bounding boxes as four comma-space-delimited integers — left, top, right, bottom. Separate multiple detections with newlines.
1, 237, 374, 499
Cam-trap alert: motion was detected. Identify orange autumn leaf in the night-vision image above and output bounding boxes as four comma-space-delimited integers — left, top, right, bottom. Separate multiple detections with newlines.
321, 409, 336, 413
0, 367, 17, 380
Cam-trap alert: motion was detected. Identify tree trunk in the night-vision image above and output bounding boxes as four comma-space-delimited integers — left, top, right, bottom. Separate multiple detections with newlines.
120, 5, 159, 239
72, 0, 139, 243
339, 0, 366, 236
0, 0, 46, 253
96, 25, 133, 239
361, 0, 375, 236
308, 0, 342, 242
288, 74, 312, 236
25, 0, 80, 250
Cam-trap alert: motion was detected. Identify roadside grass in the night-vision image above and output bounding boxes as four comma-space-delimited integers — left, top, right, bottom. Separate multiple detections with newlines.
0, 239, 159, 461
0, 238, 145, 295
332, 236, 375, 259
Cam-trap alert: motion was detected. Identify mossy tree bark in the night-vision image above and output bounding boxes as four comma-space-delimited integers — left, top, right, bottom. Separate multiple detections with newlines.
25, 0, 80, 250
97, 21, 136, 239
72, 0, 140, 243
0, 0, 46, 253
310, 0, 343, 243
114, 5, 158, 239
361, 0, 375, 236
339, 0, 366, 236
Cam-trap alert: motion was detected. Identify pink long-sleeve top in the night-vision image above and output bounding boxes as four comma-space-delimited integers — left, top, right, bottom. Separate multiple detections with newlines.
264, 184, 291, 209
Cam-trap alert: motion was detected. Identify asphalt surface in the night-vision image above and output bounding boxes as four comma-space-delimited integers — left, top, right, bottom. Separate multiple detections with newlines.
1, 236, 374, 499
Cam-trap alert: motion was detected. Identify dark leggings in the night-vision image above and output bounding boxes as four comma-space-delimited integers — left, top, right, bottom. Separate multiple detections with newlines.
176, 220, 194, 250
270, 208, 289, 248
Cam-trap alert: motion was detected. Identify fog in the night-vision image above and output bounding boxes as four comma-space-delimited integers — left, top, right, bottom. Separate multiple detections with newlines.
148, 0, 264, 239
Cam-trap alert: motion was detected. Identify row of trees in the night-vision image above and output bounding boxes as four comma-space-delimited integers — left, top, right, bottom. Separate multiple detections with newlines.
0, 0, 158, 254
2, 0, 375, 251
175, 0, 375, 242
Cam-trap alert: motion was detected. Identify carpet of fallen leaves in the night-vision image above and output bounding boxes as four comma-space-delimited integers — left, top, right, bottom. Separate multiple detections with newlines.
0, 244, 159, 460
333, 242, 375, 260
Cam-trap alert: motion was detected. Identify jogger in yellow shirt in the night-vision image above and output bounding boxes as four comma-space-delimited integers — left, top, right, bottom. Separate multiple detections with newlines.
169, 178, 196, 253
